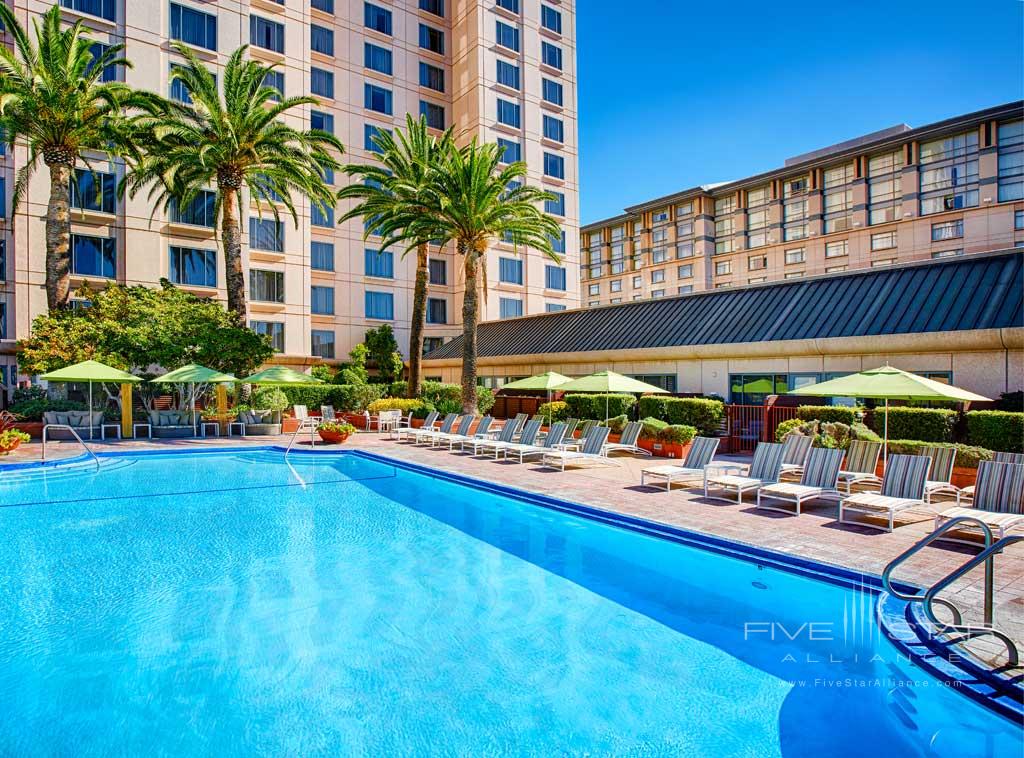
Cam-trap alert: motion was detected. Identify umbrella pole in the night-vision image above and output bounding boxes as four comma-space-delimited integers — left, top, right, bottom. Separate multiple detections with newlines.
192, 383, 197, 437
89, 382, 94, 440
883, 398, 889, 471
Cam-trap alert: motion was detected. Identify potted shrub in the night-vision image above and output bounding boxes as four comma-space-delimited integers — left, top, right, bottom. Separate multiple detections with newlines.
648, 424, 697, 459
0, 429, 31, 455
317, 421, 357, 444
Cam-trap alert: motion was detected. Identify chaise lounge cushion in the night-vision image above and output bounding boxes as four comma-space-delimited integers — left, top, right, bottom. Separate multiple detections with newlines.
238, 409, 282, 436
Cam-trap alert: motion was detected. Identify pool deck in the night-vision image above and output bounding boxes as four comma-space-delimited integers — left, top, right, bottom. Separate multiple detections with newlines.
6, 432, 1023, 675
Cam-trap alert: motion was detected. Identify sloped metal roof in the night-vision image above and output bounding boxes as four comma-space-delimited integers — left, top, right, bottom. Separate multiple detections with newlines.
425, 251, 1024, 361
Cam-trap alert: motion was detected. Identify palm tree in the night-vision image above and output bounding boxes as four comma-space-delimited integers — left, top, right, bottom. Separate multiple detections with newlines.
407, 141, 562, 413
337, 114, 454, 398
0, 5, 144, 311
125, 45, 343, 318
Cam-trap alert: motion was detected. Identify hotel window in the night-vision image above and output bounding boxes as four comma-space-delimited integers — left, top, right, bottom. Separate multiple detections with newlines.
783, 198, 808, 241
997, 121, 1024, 202
609, 278, 622, 292
251, 321, 284, 352
551, 230, 566, 254
496, 0, 519, 12
70, 169, 116, 214
714, 260, 731, 276
651, 289, 665, 298
496, 60, 520, 90
311, 203, 334, 227
428, 258, 446, 285
426, 297, 447, 324
420, 101, 445, 130
652, 209, 669, 224
543, 153, 564, 179
784, 247, 805, 265
249, 218, 283, 252
364, 248, 394, 278
587, 283, 600, 297
931, 219, 963, 241
419, 24, 444, 54
632, 276, 642, 288
364, 3, 392, 35
919, 130, 979, 215
545, 265, 566, 290
365, 43, 392, 75
825, 265, 847, 273
542, 79, 563, 106
746, 184, 770, 247
651, 269, 665, 284
499, 257, 523, 284
1016, 210, 1024, 230
499, 297, 523, 318
251, 15, 284, 54
610, 243, 625, 274
71, 234, 116, 278
541, 42, 562, 70
543, 115, 564, 143
545, 192, 565, 217
497, 98, 521, 128
677, 264, 693, 278
422, 336, 444, 354
678, 285, 693, 294
364, 123, 390, 152
250, 269, 284, 302
714, 196, 736, 215
496, 138, 521, 163
62, 0, 116, 21
495, 21, 520, 52
748, 255, 766, 271
364, 83, 392, 114
546, 303, 566, 312
420, 62, 445, 92
651, 247, 667, 264
310, 24, 333, 56
867, 150, 904, 225
169, 190, 215, 228
311, 241, 334, 271
870, 230, 897, 251
311, 67, 334, 98
170, 3, 217, 51
311, 110, 333, 134
677, 241, 694, 259
262, 70, 284, 101
311, 0, 333, 12
931, 249, 963, 259
87, 42, 118, 82
748, 277, 766, 284
871, 258, 896, 267
610, 225, 625, 241
823, 163, 854, 233
784, 271, 804, 279
169, 246, 216, 287
365, 291, 394, 319
678, 223, 694, 238
167, 65, 200, 102
676, 202, 693, 218
825, 239, 848, 258
540, 4, 562, 33
420, 0, 444, 17
311, 330, 335, 359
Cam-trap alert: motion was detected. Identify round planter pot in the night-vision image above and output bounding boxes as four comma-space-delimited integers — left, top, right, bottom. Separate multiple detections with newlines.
0, 439, 24, 455
317, 429, 352, 444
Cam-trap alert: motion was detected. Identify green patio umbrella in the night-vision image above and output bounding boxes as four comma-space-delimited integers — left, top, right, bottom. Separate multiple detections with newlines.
501, 372, 573, 423
789, 365, 989, 466
39, 360, 142, 439
151, 364, 237, 436
556, 370, 669, 421
240, 366, 325, 386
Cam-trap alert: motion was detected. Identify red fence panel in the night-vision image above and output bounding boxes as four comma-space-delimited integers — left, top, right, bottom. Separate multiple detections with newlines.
725, 403, 801, 453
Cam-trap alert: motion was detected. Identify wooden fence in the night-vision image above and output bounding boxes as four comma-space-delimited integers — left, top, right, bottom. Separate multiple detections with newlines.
491, 394, 546, 419
725, 403, 800, 453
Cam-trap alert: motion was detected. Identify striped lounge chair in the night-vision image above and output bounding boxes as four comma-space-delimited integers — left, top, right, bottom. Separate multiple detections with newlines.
604, 421, 650, 457
779, 433, 813, 477
393, 411, 438, 441
934, 460, 1024, 542
640, 436, 721, 491
756, 447, 845, 516
542, 427, 613, 471
413, 413, 458, 444
464, 415, 519, 455
704, 442, 786, 504
495, 413, 528, 438
958, 452, 1024, 503
430, 414, 476, 448
836, 440, 883, 494
921, 445, 960, 503
838, 454, 932, 532
441, 416, 493, 451
475, 419, 543, 459
558, 420, 598, 451
504, 423, 568, 463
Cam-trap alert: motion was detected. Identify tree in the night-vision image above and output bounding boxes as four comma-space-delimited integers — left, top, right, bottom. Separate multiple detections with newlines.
364, 325, 404, 384
401, 141, 562, 413
0, 5, 147, 311
338, 115, 454, 398
124, 45, 343, 318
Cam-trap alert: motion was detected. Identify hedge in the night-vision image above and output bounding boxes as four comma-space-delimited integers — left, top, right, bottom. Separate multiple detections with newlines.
564, 393, 636, 420
639, 417, 669, 438
279, 384, 387, 413
636, 397, 724, 435
885, 440, 991, 469
966, 410, 1024, 453
871, 407, 956, 443
537, 401, 569, 422
374, 380, 495, 414
367, 398, 433, 416
797, 405, 860, 425
659, 424, 697, 444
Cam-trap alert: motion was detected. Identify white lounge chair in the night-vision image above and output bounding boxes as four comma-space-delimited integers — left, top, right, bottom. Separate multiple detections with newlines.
838, 454, 932, 532
922, 445, 960, 503
320, 404, 336, 421
541, 427, 614, 471
957, 452, 1024, 503
464, 416, 519, 455
413, 413, 458, 444
704, 442, 785, 504
756, 447, 845, 516
431, 414, 475, 448
836, 440, 883, 494
934, 460, 1024, 542
451, 416, 493, 451
604, 421, 651, 457
504, 423, 568, 463
393, 411, 438, 441
640, 436, 720, 490
556, 419, 598, 451
779, 433, 813, 477
475, 419, 542, 459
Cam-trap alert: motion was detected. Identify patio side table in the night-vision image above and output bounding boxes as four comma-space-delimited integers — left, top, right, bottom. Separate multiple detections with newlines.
133, 423, 152, 440
200, 422, 220, 438
228, 421, 246, 437
101, 423, 121, 440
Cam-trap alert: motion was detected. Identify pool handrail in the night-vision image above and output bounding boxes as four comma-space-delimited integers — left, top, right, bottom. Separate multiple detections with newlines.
42, 423, 100, 469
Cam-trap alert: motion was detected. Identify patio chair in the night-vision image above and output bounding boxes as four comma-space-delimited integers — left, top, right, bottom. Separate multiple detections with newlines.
452, 416, 493, 451
640, 436, 721, 490
957, 452, 1024, 503
604, 421, 650, 457
704, 442, 785, 504
559, 419, 597, 451
413, 413, 458, 444
475, 419, 543, 459
320, 405, 336, 421
377, 410, 403, 434
494, 413, 528, 438
431, 415, 476, 449
779, 433, 813, 477
933, 461, 1024, 542
756, 447, 846, 516
394, 411, 438, 441
560, 418, 579, 441
504, 423, 568, 463
293, 405, 311, 422
836, 440, 883, 494
921, 445, 959, 503
464, 415, 520, 455
542, 427, 614, 471
838, 454, 932, 532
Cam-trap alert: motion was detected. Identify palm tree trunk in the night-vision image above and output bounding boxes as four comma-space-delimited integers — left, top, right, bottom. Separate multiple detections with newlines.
220, 186, 247, 319
407, 243, 429, 398
44, 162, 73, 311
460, 242, 479, 414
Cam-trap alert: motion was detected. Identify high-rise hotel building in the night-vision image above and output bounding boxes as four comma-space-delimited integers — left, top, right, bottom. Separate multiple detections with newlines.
0, 0, 579, 391
580, 102, 1023, 306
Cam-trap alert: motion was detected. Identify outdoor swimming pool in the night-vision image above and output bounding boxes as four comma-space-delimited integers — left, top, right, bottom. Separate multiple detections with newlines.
0, 448, 1019, 756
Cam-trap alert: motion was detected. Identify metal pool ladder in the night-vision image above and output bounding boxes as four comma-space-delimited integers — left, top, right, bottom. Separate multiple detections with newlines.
882, 516, 1021, 665
41, 423, 101, 469
284, 418, 318, 458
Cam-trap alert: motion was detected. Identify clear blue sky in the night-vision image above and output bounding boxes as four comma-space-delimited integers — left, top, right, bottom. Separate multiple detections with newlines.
577, 0, 1024, 223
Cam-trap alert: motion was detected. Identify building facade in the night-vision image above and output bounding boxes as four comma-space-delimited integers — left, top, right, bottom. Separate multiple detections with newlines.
0, 0, 580, 391
580, 102, 1024, 307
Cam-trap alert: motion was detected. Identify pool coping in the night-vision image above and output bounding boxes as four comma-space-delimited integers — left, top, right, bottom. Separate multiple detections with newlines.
5, 444, 1022, 722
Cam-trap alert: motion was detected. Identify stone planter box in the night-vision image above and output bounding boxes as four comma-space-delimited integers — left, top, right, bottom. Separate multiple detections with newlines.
282, 417, 301, 434
638, 438, 692, 460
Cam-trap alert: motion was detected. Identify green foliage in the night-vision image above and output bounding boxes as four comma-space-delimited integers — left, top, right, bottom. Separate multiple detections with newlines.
337, 344, 369, 385
605, 415, 629, 433
364, 325, 404, 384
885, 440, 991, 469
317, 421, 356, 435
250, 387, 289, 412
0, 429, 31, 452
538, 401, 569, 422
563, 393, 636, 421
797, 405, 860, 425
852, 422, 883, 443
775, 418, 805, 442
434, 397, 463, 415
475, 386, 495, 415
279, 384, 387, 413
638, 417, 669, 438
309, 364, 337, 383
637, 396, 667, 419
637, 396, 724, 435
367, 398, 432, 414
872, 407, 957, 443
8, 397, 87, 421
659, 424, 697, 445
966, 410, 1024, 453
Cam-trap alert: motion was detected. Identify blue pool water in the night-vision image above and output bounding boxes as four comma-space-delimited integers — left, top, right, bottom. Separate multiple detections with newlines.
0, 449, 1019, 756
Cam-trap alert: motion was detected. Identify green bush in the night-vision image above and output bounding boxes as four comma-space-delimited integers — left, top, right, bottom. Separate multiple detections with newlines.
659, 424, 697, 445
638, 397, 725, 434
872, 407, 956, 443
367, 398, 433, 415
885, 440, 991, 469
605, 414, 629, 433
852, 422, 882, 443
250, 387, 289, 412
966, 410, 1024, 453
638, 416, 669, 439
476, 386, 496, 415
638, 396, 667, 419
8, 397, 87, 421
563, 393, 636, 421
538, 401, 569, 422
797, 405, 860, 425
279, 384, 387, 413
775, 418, 806, 442
776, 419, 852, 449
